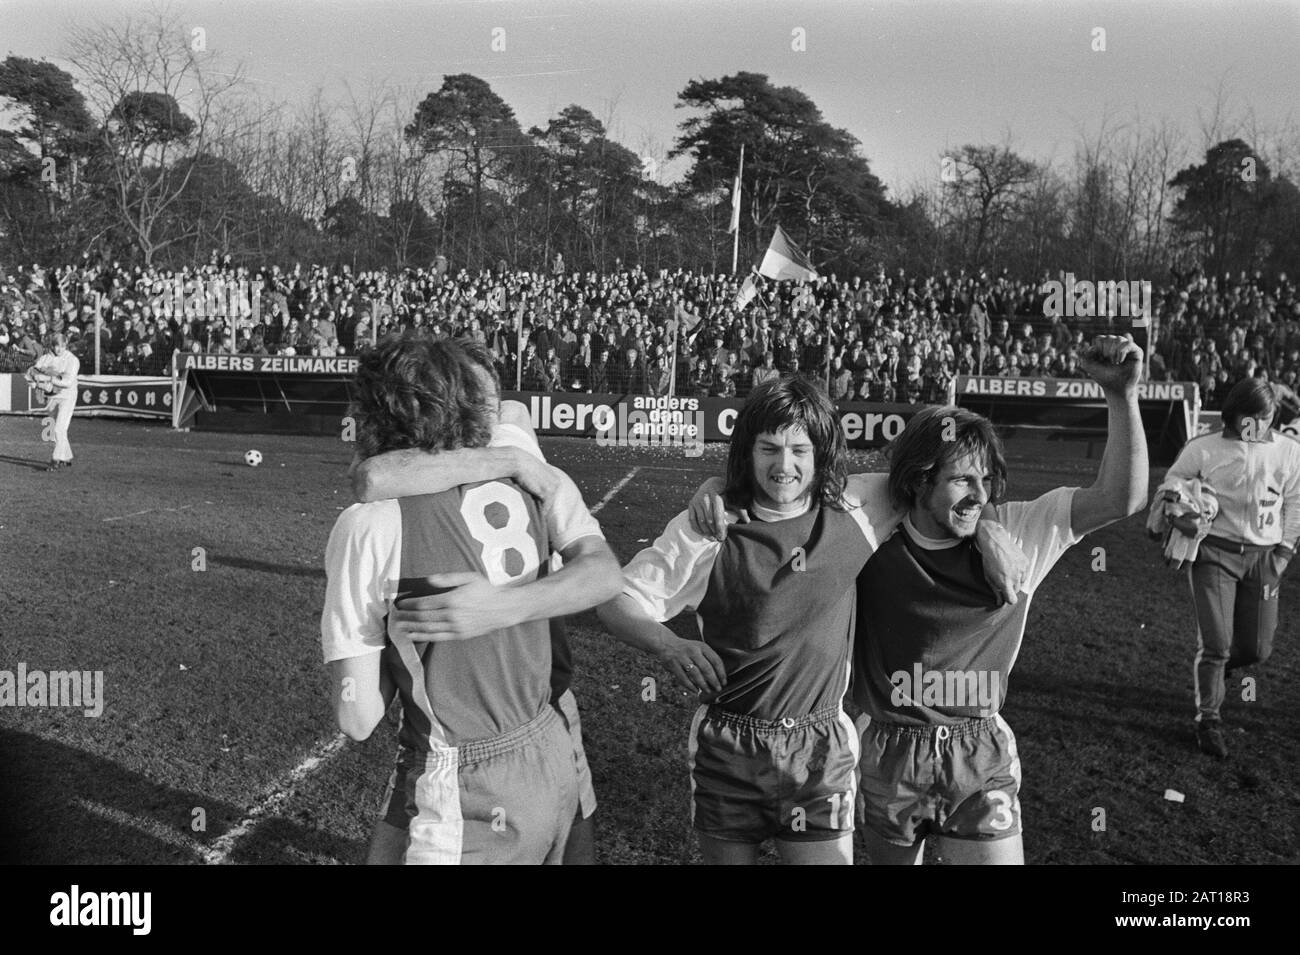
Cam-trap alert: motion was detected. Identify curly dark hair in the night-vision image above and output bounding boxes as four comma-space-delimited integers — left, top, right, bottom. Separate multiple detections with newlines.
455, 336, 500, 393
723, 374, 849, 511
885, 405, 1007, 510
350, 337, 492, 461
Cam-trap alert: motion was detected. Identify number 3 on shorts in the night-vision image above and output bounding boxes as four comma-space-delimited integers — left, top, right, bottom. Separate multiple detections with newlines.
986, 789, 1015, 831
460, 482, 540, 586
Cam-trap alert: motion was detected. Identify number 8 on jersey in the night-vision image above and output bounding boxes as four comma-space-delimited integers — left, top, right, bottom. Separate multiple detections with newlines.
461, 482, 541, 586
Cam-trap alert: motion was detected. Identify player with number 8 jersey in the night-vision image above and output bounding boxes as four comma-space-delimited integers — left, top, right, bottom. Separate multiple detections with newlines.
321, 338, 621, 864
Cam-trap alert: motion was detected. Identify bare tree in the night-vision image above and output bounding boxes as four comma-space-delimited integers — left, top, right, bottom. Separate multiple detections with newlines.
945, 139, 1038, 267
66, 7, 243, 264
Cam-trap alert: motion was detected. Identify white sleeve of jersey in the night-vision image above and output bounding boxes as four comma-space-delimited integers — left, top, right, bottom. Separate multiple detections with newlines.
621, 510, 721, 622
996, 486, 1082, 596
490, 421, 603, 550
1165, 439, 1204, 485
843, 471, 906, 551
492, 421, 540, 455
320, 500, 402, 663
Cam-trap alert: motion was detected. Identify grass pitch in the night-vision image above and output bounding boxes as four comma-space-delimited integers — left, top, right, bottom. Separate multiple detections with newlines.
1, 417, 1296, 865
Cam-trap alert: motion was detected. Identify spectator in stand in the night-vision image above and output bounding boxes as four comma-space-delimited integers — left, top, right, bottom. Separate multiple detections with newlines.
589, 347, 611, 393
711, 364, 737, 398
787, 356, 816, 388
730, 348, 753, 388
881, 344, 904, 394
648, 343, 673, 397
543, 348, 564, 392
689, 356, 715, 397
3, 257, 1295, 411
751, 352, 779, 392
521, 342, 547, 391
829, 355, 854, 401
612, 346, 647, 395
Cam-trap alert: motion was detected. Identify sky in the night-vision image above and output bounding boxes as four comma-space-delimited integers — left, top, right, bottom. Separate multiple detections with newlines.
2, 0, 1299, 196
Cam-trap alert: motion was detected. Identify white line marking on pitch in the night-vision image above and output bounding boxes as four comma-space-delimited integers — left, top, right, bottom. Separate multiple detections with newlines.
208, 467, 641, 863
590, 467, 641, 515
103, 502, 214, 523
74, 797, 210, 860
202, 733, 348, 865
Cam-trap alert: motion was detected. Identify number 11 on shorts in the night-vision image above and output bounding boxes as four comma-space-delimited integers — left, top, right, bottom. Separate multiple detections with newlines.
825, 792, 852, 830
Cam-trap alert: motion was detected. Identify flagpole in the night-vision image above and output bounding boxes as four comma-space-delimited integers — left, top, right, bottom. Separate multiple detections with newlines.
731, 145, 744, 275
515, 300, 525, 390
669, 324, 678, 399
731, 222, 740, 277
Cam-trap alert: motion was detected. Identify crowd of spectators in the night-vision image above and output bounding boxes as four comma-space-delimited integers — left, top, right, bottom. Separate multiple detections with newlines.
2, 253, 1299, 409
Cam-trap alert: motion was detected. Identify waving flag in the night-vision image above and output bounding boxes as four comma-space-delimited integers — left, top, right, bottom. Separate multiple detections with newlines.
758, 225, 818, 281
673, 302, 705, 344
733, 274, 759, 310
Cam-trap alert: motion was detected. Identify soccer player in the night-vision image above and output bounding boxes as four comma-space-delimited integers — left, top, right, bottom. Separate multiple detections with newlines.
1163, 377, 1300, 758
596, 376, 1027, 864
25, 332, 80, 471
321, 337, 621, 865
350, 340, 606, 864
851, 335, 1147, 865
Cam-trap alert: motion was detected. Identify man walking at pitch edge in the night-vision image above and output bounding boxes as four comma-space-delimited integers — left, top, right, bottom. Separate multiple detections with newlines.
854, 335, 1148, 865
1163, 377, 1300, 759
25, 332, 80, 471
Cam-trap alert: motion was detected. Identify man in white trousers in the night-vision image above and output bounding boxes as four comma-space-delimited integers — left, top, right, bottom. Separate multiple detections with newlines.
25, 332, 80, 471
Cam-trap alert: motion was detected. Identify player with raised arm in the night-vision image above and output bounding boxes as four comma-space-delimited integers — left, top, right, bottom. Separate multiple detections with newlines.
851, 335, 1147, 865
596, 376, 1027, 865
321, 337, 621, 865
350, 340, 607, 864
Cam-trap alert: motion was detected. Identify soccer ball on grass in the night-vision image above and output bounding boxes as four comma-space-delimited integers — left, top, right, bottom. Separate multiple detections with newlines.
244, 449, 263, 467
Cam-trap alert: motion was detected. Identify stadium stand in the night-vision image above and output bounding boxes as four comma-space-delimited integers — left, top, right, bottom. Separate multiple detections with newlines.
2, 260, 1297, 409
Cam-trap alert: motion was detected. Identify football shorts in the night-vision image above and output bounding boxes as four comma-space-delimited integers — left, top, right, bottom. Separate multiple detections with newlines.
688, 704, 859, 844
553, 688, 597, 819
381, 705, 578, 864
856, 713, 1022, 846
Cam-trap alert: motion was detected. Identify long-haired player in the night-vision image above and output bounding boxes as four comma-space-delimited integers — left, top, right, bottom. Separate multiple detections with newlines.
597, 376, 1024, 864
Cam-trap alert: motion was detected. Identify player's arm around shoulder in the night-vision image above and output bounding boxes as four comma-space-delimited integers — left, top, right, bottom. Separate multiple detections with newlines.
843, 471, 904, 539
352, 444, 555, 506
386, 522, 622, 644
687, 475, 746, 540
517, 530, 624, 623
596, 512, 726, 693
845, 471, 1028, 603
1071, 335, 1150, 536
